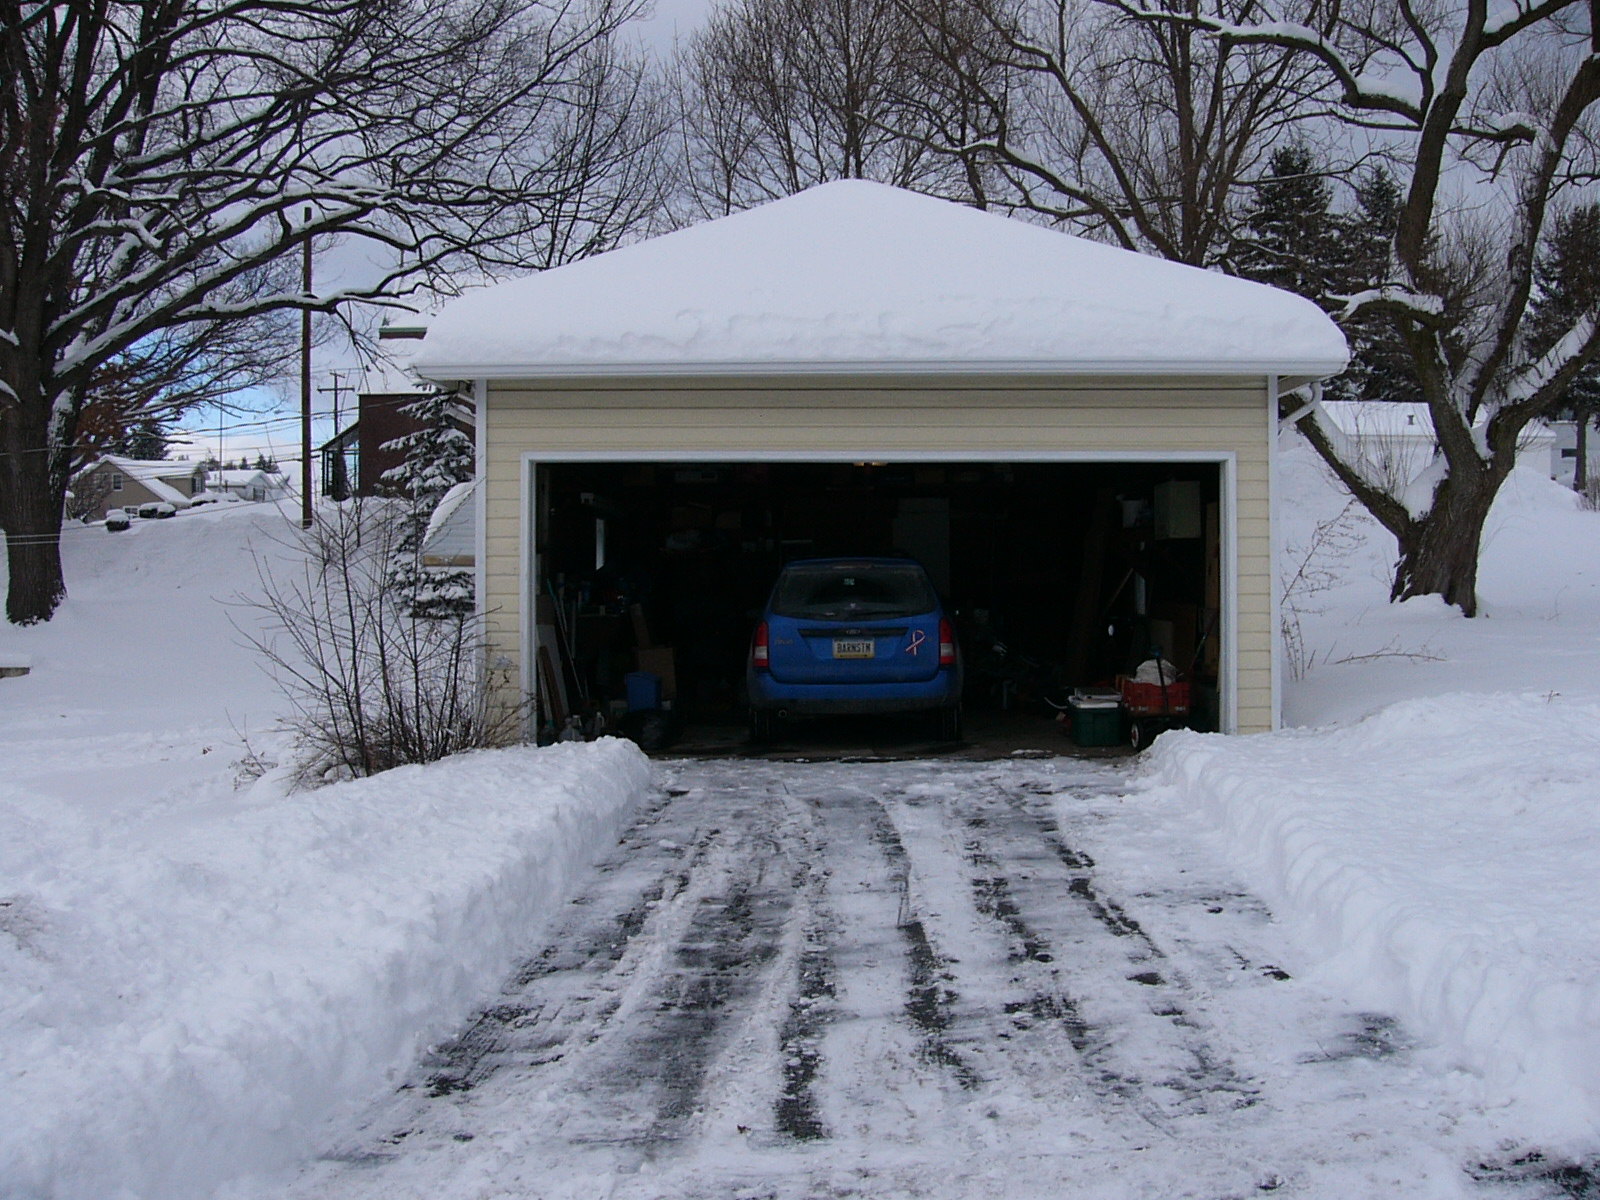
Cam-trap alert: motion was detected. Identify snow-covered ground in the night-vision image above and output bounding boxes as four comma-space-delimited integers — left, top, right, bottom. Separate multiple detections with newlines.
1138, 440, 1600, 1153
2, 440, 1599, 1198
0, 504, 653, 1200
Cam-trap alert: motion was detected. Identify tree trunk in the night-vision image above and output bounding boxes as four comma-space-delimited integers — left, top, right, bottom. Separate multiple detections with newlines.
1, 473, 68, 625
0, 376, 72, 625
1390, 467, 1504, 617
1577, 417, 1590, 493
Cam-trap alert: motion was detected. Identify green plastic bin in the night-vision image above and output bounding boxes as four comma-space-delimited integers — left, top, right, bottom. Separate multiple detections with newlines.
1070, 699, 1123, 747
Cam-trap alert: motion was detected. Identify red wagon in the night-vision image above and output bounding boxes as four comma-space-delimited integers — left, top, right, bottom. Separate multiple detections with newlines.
1115, 670, 1190, 750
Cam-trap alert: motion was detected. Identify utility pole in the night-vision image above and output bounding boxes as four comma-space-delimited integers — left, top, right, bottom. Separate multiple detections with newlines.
300, 206, 314, 528
318, 370, 353, 501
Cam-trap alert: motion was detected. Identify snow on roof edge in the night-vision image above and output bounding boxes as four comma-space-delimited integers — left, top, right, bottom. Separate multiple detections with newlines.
416, 357, 1348, 383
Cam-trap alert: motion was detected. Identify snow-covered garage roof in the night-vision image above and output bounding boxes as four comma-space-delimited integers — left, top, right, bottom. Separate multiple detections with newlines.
414, 180, 1348, 381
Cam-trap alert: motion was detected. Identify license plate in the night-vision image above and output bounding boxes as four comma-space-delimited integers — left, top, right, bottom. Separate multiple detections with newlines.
832, 638, 874, 659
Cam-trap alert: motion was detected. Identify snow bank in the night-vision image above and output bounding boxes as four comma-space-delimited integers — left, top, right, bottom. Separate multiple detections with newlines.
1141, 697, 1600, 1144
0, 738, 653, 1200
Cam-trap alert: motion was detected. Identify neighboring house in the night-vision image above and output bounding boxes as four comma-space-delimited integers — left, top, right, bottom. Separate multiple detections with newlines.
412, 181, 1349, 738
420, 479, 477, 567
72, 456, 206, 521
317, 329, 474, 500
206, 469, 289, 503
1316, 400, 1558, 489
1549, 419, 1600, 487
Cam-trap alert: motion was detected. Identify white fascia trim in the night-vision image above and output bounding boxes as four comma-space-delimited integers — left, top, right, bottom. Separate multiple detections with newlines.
418, 358, 1349, 383
528, 448, 1233, 464
518, 447, 1243, 733
521, 461, 539, 740
1220, 451, 1240, 736
1268, 375, 1283, 733
474, 377, 489, 628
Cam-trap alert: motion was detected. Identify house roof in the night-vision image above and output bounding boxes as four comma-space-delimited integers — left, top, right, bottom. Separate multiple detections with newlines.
414, 180, 1349, 382
100, 456, 201, 507
103, 455, 203, 482
1317, 401, 1436, 439
1314, 400, 1556, 446
422, 479, 478, 562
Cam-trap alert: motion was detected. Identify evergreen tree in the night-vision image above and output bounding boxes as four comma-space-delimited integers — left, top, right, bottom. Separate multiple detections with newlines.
379, 390, 475, 618
1236, 151, 1416, 404
254, 454, 279, 474
107, 419, 170, 462
1527, 204, 1600, 489
1338, 167, 1415, 404
1235, 143, 1366, 400
1235, 142, 1344, 309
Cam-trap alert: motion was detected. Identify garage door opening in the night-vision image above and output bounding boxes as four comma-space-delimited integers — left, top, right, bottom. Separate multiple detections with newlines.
529, 459, 1227, 747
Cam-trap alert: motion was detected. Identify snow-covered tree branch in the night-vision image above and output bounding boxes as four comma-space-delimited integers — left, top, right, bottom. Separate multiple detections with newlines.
0, 0, 665, 625
902, 0, 1331, 267
1166, 0, 1600, 614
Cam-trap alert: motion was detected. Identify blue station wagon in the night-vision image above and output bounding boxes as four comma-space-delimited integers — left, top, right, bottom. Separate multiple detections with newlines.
747, 558, 962, 742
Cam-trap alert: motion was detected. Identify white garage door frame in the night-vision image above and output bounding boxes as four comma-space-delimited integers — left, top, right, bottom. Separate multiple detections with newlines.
513, 448, 1241, 736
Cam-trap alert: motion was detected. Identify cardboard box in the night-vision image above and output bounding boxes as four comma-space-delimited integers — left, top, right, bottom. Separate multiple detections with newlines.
635, 647, 676, 700
1154, 480, 1202, 539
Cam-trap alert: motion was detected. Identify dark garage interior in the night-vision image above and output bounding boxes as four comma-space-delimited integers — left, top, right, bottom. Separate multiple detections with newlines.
533, 460, 1223, 749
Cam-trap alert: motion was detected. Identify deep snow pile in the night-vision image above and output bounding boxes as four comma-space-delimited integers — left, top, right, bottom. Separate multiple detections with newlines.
1145, 698, 1600, 1143
0, 504, 653, 1200
1140, 437, 1600, 1146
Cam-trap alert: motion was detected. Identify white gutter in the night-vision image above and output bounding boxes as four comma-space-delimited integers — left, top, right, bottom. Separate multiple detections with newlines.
414, 358, 1350, 383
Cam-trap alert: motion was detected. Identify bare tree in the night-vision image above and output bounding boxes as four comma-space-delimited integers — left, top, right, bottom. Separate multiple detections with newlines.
0, 0, 660, 625
469, 28, 676, 271
674, 0, 1002, 215
1169, 0, 1600, 613
239, 500, 525, 785
912, 0, 1327, 265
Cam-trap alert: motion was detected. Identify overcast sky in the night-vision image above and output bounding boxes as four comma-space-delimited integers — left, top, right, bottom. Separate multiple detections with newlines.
171, 0, 716, 469
630, 0, 711, 51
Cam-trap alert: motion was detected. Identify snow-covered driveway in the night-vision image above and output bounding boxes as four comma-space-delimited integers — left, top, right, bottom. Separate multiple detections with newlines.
237, 755, 1568, 1200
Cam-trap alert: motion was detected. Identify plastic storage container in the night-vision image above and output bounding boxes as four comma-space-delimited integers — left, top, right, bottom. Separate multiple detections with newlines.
625, 671, 662, 712
1069, 697, 1124, 747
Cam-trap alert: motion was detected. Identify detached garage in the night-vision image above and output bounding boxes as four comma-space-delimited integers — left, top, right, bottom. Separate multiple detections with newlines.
413, 181, 1347, 741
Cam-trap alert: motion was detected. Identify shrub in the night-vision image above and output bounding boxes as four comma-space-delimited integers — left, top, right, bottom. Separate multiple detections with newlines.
238, 501, 524, 785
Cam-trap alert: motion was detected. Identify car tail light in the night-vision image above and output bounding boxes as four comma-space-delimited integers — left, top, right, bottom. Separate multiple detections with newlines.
939, 618, 956, 666
752, 621, 770, 671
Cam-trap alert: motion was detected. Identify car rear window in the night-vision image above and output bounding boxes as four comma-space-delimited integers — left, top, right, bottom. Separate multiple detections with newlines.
770, 563, 937, 619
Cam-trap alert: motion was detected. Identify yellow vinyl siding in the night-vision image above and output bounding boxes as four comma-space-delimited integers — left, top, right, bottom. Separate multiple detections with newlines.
480, 374, 1276, 733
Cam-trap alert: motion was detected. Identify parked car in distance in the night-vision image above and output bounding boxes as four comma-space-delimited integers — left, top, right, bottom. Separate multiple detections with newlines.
137, 502, 176, 519
747, 557, 962, 742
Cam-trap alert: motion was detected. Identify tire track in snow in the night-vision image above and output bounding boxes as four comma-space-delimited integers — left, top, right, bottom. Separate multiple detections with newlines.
784, 775, 984, 1151
980, 779, 1262, 1121
292, 775, 809, 1182
519, 775, 810, 1154
864, 797, 983, 1090
415, 783, 710, 1099
256, 758, 1538, 1200
872, 775, 1147, 1143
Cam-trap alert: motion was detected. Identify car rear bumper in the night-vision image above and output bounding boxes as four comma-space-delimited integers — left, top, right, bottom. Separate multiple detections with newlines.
747, 668, 962, 715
